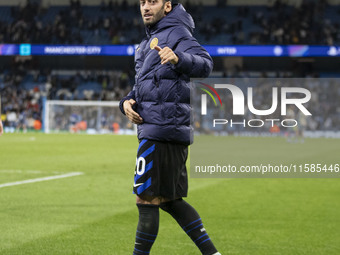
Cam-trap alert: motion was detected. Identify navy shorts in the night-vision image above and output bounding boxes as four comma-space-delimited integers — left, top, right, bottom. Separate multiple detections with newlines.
133, 139, 188, 200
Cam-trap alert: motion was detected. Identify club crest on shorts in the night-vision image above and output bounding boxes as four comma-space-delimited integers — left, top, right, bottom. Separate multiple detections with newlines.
150, 38, 158, 50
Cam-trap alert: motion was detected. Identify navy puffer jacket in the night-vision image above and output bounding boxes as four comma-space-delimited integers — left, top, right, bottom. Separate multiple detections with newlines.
120, 4, 213, 145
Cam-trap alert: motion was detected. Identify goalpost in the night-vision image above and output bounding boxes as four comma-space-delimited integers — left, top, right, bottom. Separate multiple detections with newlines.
43, 99, 136, 134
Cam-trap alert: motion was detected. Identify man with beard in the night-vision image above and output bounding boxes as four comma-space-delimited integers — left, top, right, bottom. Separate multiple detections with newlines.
120, 1, 221, 254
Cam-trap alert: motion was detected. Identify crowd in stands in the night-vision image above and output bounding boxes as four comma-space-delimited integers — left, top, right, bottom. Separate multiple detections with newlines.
0, 0, 338, 45
0, 57, 133, 132
2, 62, 339, 133
194, 0, 337, 45
0, 0, 144, 44
0, 0, 339, 133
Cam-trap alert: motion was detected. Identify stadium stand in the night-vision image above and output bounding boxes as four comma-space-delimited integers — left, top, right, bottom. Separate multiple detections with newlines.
0, 0, 339, 45
0, 0, 339, 132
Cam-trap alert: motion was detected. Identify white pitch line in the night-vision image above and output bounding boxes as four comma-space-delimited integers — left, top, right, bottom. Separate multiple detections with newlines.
0, 172, 84, 189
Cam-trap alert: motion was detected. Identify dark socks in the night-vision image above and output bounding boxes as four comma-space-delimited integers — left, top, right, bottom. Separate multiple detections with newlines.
133, 204, 159, 255
160, 199, 218, 255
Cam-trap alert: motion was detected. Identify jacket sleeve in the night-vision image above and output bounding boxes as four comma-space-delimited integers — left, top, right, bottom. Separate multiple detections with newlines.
169, 28, 213, 78
119, 88, 136, 115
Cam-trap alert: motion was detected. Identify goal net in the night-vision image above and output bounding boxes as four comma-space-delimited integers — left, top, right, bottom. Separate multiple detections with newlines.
43, 100, 136, 134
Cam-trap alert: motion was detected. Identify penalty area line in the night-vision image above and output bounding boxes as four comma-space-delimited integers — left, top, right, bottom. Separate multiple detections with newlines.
0, 172, 84, 189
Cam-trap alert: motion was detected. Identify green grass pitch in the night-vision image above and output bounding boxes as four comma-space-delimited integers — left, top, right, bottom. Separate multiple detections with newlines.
0, 134, 339, 254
